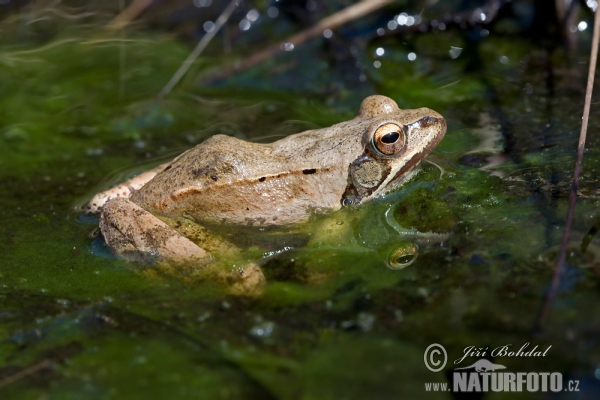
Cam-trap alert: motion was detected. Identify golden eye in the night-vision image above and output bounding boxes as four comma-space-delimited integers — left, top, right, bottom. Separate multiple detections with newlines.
386, 242, 418, 270
373, 123, 406, 155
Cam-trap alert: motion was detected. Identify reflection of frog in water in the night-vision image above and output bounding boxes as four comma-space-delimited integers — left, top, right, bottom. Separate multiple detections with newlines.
87, 95, 446, 292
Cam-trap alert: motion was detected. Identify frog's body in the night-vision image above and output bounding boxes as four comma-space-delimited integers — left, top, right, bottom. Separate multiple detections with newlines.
89, 96, 446, 291
131, 132, 349, 227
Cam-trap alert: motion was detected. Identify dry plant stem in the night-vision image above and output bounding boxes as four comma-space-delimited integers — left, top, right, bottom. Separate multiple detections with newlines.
157, 0, 238, 100
537, 7, 600, 329
0, 360, 52, 389
203, 0, 393, 83
106, 0, 152, 31
119, 0, 126, 98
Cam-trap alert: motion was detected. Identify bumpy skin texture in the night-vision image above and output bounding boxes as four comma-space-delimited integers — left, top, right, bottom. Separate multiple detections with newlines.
86, 164, 169, 214
94, 95, 446, 269
99, 197, 209, 263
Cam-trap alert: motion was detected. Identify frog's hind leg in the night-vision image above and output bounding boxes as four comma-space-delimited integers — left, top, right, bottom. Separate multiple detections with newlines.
99, 197, 266, 295
86, 162, 169, 214
99, 197, 209, 264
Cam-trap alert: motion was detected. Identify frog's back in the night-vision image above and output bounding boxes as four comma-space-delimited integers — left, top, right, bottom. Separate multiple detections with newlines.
130, 133, 359, 226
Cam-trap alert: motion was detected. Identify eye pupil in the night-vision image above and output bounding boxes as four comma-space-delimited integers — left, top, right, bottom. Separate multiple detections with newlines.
373, 123, 405, 155
381, 131, 399, 144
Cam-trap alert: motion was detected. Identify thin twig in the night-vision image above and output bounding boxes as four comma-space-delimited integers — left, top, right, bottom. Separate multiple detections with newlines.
106, 0, 153, 31
202, 0, 393, 83
536, 7, 600, 330
157, 0, 238, 100
0, 360, 52, 389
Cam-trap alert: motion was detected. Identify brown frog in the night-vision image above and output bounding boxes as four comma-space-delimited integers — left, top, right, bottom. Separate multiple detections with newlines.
87, 95, 446, 291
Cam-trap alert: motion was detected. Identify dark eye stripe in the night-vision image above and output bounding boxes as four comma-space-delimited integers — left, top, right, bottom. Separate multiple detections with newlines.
408, 115, 438, 131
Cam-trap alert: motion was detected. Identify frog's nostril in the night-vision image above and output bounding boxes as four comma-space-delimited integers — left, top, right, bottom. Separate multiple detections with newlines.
419, 116, 435, 127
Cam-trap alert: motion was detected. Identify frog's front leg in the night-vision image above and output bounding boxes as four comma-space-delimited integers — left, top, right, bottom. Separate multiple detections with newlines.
99, 197, 266, 294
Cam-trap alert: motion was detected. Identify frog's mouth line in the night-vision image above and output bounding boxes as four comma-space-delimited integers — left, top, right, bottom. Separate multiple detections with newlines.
387, 117, 447, 186
342, 116, 446, 204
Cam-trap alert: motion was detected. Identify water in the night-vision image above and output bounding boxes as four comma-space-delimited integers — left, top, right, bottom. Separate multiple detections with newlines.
1, 2, 600, 398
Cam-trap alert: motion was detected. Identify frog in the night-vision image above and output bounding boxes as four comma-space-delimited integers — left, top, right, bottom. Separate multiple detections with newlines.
87, 95, 446, 292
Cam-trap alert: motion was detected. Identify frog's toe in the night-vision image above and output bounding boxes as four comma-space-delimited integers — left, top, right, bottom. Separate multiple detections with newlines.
100, 197, 209, 264
226, 263, 266, 296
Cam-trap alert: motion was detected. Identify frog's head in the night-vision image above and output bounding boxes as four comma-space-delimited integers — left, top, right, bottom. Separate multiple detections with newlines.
342, 95, 446, 205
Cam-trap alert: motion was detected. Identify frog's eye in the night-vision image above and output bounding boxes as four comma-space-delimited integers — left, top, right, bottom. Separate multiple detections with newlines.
373, 123, 406, 155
